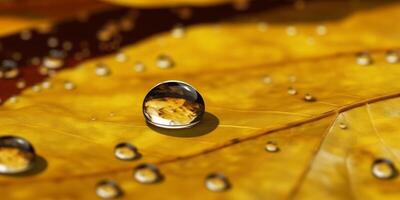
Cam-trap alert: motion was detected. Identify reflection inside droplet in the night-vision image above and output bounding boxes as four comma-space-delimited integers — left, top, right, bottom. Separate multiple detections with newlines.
143, 81, 205, 129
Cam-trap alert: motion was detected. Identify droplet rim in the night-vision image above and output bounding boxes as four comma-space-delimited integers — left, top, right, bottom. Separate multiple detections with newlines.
371, 158, 398, 180
0, 135, 36, 174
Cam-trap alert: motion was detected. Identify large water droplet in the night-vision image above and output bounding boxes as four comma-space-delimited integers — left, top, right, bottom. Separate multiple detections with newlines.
0, 60, 19, 79
133, 163, 162, 184
96, 180, 122, 199
265, 141, 280, 152
143, 81, 205, 129
0, 136, 36, 174
114, 143, 140, 161
205, 173, 230, 192
371, 158, 398, 179
356, 52, 373, 66
156, 55, 174, 69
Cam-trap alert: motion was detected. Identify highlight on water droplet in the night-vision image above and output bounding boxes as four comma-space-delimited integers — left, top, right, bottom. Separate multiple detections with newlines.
96, 179, 122, 199
114, 142, 140, 161
143, 80, 205, 129
371, 158, 398, 180
133, 163, 162, 184
356, 52, 373, 66
0, 136, 36, 174
265, 141, 280, 152
205, 173, 230, 192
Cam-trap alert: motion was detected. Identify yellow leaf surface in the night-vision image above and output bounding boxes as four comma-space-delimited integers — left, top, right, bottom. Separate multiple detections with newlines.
1, 1, 400, 199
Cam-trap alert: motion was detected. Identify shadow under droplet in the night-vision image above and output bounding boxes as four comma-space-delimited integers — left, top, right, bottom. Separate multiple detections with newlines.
148, 112, 219, 137
2, 155, 48, 177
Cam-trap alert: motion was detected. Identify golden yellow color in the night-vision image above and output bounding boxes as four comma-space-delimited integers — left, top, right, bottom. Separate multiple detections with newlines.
1, 1, 400, 199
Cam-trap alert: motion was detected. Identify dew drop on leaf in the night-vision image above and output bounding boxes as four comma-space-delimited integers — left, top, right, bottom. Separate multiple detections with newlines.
0, 136, 36, 174
133, 163, 162, 184
265, 141, 280, 152
371, 158, 398, 179
303, 93, 316, 102
114, 143, 140, 160
143, 81, 205, 129
156, 54, 174, 69
95, 180, 122, 199
0, 60, 19, 79
95, 63, 111, 76
205, 173, 230, 192
385, 50, 399, 64
356, 52, 373, 66
287, 87, 297, 95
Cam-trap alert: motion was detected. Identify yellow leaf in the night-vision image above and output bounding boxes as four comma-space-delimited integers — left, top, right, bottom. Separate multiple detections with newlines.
1, 1, 400, 199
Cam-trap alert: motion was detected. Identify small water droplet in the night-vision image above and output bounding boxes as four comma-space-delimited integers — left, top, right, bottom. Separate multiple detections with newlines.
371, 158, 398, 179
356, 52, 373, 66
64, 81, 76, 90
385, 50, 399, 64
303, 93, 316, 102
316, 25, 327, 36
115, 52, 128, 63
42, 81, 52, 89
96, 180, 122, 199
156, 54, 174, 69
47, 37, 59, 48
31, 57, 41, 66
262, 76, 272, 84
171, 25, 185, 38
20, 30, 32, 41
114, 143, 140, 161
265, 141, 280, 152
287, 87, 297, 95
257, 22, 268, 32
134, 62, 145, 72
63, 41, 73, 51
205, 173, 230, 192
8, 96, 18, 104
0, 60, 19, 79
16, 80, 26, 89
31, 85, 41, 93
43, 50, 65, 69
0, 136, 36, 174
339, 122, 348, 129
133, 163, 162, 184
95, 63, 111, 76
286, 26, 297, 36
143, 81, 205, 129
